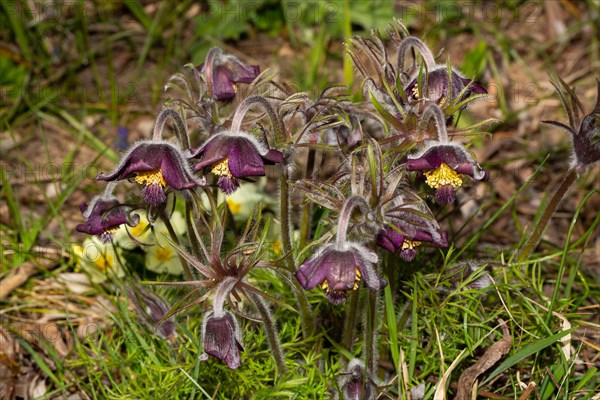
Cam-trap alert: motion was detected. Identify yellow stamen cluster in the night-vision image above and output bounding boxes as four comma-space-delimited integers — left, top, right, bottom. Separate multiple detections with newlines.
135, 169, 166, 187
155, 246, 173, 262
94, 253, 114, 272
321, 267, 362, 292
401, 240, 422, 251
211, 158, 233, 178
412, 85, 420, 99
104, 227, 119, 235
424, 162, 462, 189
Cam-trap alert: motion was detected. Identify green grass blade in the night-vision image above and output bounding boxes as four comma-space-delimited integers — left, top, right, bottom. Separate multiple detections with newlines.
15, 336, 65, 390
1, 0, 33, 63
383, 284, 399, 369
123, 0, 153, 30
41, 107, 118, 162
452, 155, 549, 261
483, 327, 576, 385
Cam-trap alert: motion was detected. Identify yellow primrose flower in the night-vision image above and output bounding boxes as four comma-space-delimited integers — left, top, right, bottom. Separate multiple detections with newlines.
72, 236, 125, 283
145, 242, 183, 275
114, 210, 186, 249
222, 178, 275, 222
151, 210, 186, 247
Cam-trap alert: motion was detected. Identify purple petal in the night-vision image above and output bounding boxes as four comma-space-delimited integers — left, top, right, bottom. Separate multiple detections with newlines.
426, 68, 451, 102
323, 251, 359, 292
461, 78, 487, 94
355, 259, 386, 291
296, 254, 329, 290
204, 313, 242, 369
228, 139, 266, 177
406, 149, 443, 171
262, 149, 284, 164
190, 136, 231, 171
212, 66, 237, 100
230, 65, 260, 84
376, 228, 405, 253
97, 144, 162, 181
76, 198, 136, 236
160, 150, 199, 190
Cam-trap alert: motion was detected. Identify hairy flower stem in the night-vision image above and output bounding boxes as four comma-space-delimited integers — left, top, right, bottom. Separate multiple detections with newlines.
160, 213, 194, 281
396, 37, 436, 74
336, 195, 369, 246
280, 169, 315, 338
341, 290, 360, 362
102, 181, 119, 198
200, 186, 223, 231
152, 108, 190, 148
517, 168, 578, 263
363, 290, 379, 374
299, 149, 316, 248
203, 48, 220, 99
280, 170, 294, 268
251, 293, 287, 374
231, 95, 285, 143
185, 202, 204, 262
419, 104, 448, 142
212, 277, 238, 317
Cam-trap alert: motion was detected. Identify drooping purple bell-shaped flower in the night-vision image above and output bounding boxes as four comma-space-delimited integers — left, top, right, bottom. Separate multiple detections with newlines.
544, 78, 600, 171
199, 47, 260, 101
189, 131, 283, 195
201, 311, 243, 369
76, 194, 139, 243
339, 359, 377, 400
407, 142, 488, 204
295, 242, 386, 305
377, 223, 448, 261
97, 140, 204, 207
405, 66, 487, 109
127, 285, 177, 343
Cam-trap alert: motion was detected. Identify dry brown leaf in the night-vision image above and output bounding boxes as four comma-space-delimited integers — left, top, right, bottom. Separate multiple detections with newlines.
0, 326, 19, 399
0, 247, 64, 300
454, 320, 512, 400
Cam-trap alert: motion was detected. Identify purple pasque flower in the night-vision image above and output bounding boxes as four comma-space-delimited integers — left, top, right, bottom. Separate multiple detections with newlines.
445, 261, 493, 291
407, 141, 488, 204
97, 140, 204, 207
76, 195, 139, 243
295, 242, 386, 305
405, 66, 487, 108
377, 223, 448, 261
377, 188, 449, 259
189, 131, 283, 195
404, 104, 488, 205
339, 359, 377, 400
200, 47, 260, 101
76, 182, 139, 243
324, 114, 363, 150
201, 311, 243, 369
126, 285, 177, 343
544, 77, 600, 171
394, 37, 486, 109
